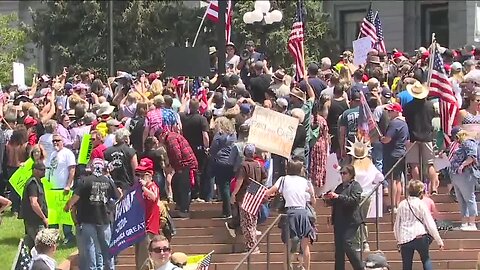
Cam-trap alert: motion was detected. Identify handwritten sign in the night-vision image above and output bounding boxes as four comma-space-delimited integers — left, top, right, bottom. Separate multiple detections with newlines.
9, 159, 34, 197
109, 184, 146, 256
78, 134, 93, 165
319, 153, 341, 194
44, 188, 74, 225
247, 107, 298, 158
13, 62, 25, 86
353, 37, 372, 66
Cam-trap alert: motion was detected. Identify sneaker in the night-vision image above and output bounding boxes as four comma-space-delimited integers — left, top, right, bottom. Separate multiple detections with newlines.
393, 207, 398, 214
194, 198, 206, 203
256, 230, 262, 236
222, 215, 233, 219
461, 224, 478, 231
225, 222, 236, 238
363, 242, 370, 252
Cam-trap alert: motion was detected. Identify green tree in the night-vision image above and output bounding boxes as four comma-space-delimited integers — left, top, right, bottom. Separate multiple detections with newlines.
29, 0, 215, 76
0, 13, 32, 87
232, 0, 339, 71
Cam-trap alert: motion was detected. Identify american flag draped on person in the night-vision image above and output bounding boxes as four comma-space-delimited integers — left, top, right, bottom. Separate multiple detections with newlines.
288, 0, 306, 82
427, 42, 459, 144
13, 240, 31, 270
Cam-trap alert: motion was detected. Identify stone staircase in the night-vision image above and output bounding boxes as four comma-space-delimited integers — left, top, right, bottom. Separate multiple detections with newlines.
110, 187, 480, 270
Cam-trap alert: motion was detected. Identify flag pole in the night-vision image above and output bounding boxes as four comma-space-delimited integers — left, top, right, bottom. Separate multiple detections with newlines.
192, 10, 208, 47
426, 33, 436, 89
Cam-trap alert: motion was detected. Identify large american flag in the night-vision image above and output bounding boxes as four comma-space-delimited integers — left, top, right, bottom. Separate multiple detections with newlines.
198, 252, 213, 270
288, 0, 306, 82
206, 0, 233, 43
13, 240, 31, 270
360, 5, 378, 43
374, 13, 386, 53
428, 44, 459, 139
241, 179, 267, 216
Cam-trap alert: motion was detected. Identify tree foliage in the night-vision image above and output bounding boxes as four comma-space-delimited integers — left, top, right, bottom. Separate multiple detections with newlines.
0, 13, 32, 86
29, 0, 337, 75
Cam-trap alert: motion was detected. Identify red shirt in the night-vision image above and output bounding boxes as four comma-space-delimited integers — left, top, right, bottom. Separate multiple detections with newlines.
90, 144, 107, 160
143, 182, 160, 234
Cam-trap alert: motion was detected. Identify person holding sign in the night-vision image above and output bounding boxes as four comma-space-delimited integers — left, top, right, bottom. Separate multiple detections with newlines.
64, 159, 120, 270
20, 162, 48, 249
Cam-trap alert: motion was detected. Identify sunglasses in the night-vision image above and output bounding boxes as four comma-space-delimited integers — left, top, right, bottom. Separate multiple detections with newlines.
150, 246, 171, 254
52, 139, 62, 143
340, 171, 349, 175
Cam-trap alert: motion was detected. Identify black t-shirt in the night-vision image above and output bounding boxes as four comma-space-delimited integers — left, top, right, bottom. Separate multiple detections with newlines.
104, 143, 136, 190
403, 98, 434, 142
327, 98, 349, 134
20, 177, 48, 225
129, 116, 146, 154
249, 74, 272, 103
180, 112, 209, 149
74, 175, 118, 225
140, 149, 166, 173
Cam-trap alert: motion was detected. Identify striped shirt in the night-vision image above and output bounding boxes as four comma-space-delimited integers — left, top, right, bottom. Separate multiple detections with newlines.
394, 197, 443, 246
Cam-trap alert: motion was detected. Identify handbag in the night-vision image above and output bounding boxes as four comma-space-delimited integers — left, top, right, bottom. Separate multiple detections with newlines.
406, 198, 434, 244
270, 177, 286, 213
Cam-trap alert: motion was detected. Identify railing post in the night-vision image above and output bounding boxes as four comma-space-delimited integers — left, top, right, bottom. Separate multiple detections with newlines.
247, 253, 250, 270
286, 220, 291, 269
375, 186, 380, 251
267, 231, 270, 270
390, 172, 394, 227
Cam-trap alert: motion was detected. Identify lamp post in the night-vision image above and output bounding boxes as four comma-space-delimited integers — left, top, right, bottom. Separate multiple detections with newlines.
242, 1, 283, 54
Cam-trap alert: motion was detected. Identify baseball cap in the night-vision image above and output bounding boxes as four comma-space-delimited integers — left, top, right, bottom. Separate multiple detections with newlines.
244, 144, 256, 158
385, 103, 403, 113
240, 104, 251, 114
90, 158, 106, 176
136, 158, 154, 174
106, 119, 121, 127
350, 91, 361, 101
451, 62, 462, 72
276, 98, 288, 108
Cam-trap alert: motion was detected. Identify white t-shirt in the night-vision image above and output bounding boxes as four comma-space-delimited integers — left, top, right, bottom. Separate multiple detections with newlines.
104, 134, 116, 148
38, 133, 55, 165
274, 175, 311, 208
47, 148, 76, 189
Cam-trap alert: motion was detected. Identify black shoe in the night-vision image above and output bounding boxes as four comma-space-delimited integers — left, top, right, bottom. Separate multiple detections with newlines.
172, 211, 190, 219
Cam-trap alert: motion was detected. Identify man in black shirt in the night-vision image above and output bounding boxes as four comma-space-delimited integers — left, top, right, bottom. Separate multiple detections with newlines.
21, 162, 48, 249
249, 61, 272, 104
64, 158, 120, 270
403, 81, 439, 194
299, 63, 327, 97
179, 98, 210, 201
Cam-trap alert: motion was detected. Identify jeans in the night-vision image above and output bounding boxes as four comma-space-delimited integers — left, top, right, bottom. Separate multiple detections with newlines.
451, 172, 478, 217
172, 168, 191, 213
77, 223, 114, 270
371, 142, 383, 172
200, 159, 214, 202
400, 235, 432, 270
154, 172, 166, 199
334, 223, 364, 270
213, 163, 234, 217
49, 224, 75, 242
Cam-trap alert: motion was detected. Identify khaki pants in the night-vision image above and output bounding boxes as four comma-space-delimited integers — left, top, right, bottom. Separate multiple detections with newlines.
135, 233, 155, 270
354, 196, 370, 249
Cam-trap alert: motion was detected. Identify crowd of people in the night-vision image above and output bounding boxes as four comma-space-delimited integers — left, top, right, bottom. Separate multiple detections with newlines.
0, 39, 479, 270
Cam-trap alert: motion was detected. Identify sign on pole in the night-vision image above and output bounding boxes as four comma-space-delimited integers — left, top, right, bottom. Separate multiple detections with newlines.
353, 37, 372, 66
13, 62, 25, 86
247, 107, 298, 158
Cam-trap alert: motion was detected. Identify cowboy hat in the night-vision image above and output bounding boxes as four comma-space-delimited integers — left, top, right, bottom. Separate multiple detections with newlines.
368, 55, 381, 64
96, 102, 115, 116
346, 137, 372, 159
406, 81, 429, 99
289, 87, 306, 102
272, 69, 285, 82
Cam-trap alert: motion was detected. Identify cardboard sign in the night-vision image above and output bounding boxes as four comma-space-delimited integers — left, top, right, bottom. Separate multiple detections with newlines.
44, 188, 74, 225
9, 159, 34, 198
77, 134, 93, 165
109, 184, 146, 256
247, 107, 298, 158
13, 62, 25, 86
353, 37, 372, 66
319, 153, 341, 194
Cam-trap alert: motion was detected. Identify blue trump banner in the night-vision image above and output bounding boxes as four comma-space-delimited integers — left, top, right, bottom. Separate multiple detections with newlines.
109, 184, 146, 256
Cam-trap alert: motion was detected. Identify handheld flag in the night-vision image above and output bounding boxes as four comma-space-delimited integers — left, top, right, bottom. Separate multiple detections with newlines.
240, 179, 268, 216
197, 250, 214, 270
288, 0, 306, 81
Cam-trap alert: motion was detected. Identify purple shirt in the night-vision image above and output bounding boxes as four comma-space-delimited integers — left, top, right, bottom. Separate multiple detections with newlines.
56, 124, 73, 148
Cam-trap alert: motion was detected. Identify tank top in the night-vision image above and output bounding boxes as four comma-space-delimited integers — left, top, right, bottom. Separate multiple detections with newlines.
327, 98, 349, 133
462, 111, 480, 124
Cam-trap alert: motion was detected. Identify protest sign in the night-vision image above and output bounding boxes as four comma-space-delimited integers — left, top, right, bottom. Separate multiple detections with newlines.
77, 134, 93, 165
44, 189, 74, 225
109, 184, 146, 256
9, 159, 34, 198
247, 106, 298, 158
13, 62, 25, 86
319, 153, 341, 194
353, 37, 372, 66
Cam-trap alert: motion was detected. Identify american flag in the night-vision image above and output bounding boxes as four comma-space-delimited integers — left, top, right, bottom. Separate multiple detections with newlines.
357, 92, 381, 141
241, 179, 267, 216
206, 0, 233, 43
288, 0, 306, 82
360, 5, 378, 43
198, 252, 212, 270
374, 13, 386, 53
13, 240, 31, 270
428, 44, 459, 140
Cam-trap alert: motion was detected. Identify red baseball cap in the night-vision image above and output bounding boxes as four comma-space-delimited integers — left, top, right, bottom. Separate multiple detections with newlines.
136, 158, 154, 174
385, 103, 403, 113
24, 116, 38, 127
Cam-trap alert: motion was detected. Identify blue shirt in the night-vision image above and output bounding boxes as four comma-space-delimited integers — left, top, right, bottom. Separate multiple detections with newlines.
383, 118, 409, 158
397, 90, 413, 108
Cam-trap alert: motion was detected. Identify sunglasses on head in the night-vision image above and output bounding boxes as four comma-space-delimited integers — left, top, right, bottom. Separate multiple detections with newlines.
150, 246, 171, 254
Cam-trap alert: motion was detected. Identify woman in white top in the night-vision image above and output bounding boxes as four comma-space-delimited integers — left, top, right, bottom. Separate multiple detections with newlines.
394, 180, 444, 270
266, 159, 316, 270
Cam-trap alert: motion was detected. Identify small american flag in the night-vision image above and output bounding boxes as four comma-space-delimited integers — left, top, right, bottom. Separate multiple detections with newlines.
428, 44, 459, 140
241, 179, 267, 216
374, 13, 386, 53
198, 252, 212, 270
288, 0, 306, 82
206, 0, 233, 43
206, 0, 219, 23
12, 240, 31, 270
360, 4, 378, 43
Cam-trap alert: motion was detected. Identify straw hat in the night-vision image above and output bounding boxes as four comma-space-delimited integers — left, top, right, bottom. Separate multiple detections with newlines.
346, 137, 372, 159
406, 81, 429, 99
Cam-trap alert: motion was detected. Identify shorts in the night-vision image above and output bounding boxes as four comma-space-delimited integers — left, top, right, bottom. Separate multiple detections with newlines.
405, 142, 435, 165
383, 156, 405, 180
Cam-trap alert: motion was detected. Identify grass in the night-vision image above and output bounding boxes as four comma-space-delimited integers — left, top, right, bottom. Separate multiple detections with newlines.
0, 211, 76, 267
